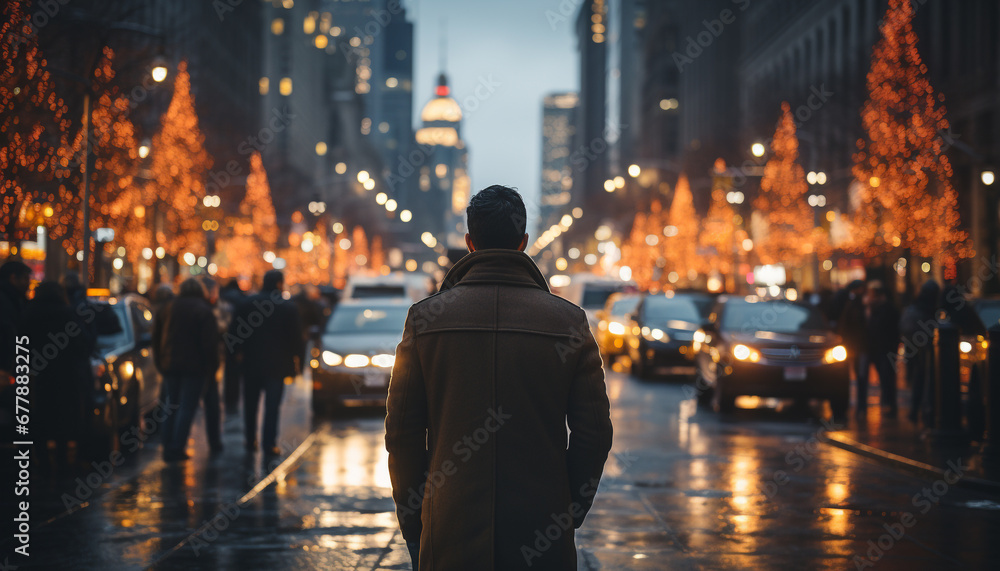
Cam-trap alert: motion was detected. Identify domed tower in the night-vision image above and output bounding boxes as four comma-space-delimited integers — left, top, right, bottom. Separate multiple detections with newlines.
413, 73, 471, 249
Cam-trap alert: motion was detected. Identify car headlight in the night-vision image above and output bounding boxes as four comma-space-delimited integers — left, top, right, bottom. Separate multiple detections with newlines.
823, 345, 848, 363
733, 344, 760, 362
322, 351, 343, 367
642, 328, 669, 342
959, 341, 973, 354
120, 361, 134, 380
608, 321, 626, 336
344, 354, 370, 368
371, 354, 395, 368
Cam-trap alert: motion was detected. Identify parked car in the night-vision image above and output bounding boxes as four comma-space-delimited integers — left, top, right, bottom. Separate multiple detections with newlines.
595, 292, 642, 358
624, 292, 713, 379
693, 295, 849, 416
310, 298, 409, 414
88, 293, 162, 449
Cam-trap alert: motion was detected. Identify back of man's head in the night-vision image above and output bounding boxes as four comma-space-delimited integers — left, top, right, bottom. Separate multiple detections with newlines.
262, 269, 284, 292
0, 260, 30, 283
466, 185, 527, 250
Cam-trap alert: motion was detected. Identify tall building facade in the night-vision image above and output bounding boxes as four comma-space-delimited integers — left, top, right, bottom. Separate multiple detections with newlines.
414, 74, 471, 250
539, 92, 579, 234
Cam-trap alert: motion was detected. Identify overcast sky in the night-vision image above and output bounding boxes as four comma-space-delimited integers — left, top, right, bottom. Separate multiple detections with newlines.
404, 0, 578, 231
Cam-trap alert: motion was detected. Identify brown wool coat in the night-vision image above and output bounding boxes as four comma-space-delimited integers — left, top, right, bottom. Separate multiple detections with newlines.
385, 249, 613, 570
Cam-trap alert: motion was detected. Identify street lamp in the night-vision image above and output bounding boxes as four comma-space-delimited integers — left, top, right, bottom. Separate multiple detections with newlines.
983, 170, 996, 186
628, 164, 641, 178
151, 56, 169, 83
751, 142, 766, 158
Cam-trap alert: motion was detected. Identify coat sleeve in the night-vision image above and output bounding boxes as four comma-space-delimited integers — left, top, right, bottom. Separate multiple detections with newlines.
384, 307, 428, 542
565, 309, 613, 529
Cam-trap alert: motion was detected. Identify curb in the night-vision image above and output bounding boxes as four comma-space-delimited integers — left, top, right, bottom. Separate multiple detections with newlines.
824, 431, 1000, 495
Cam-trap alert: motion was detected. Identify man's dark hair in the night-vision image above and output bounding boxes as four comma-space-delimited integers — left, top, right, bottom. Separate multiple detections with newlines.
0, 259, 31, 282
262, 269, 284, 292
466, 185, 527, 250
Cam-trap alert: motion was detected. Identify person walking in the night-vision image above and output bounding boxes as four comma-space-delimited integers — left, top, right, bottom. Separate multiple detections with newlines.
862, 281, 900, 418
385, 186, 613, 570
900, 280, 940, 425
229, 270, 302, 457
152, 279, 220, 462
19, 281, 95, 470
220, 279, 247, 414
0, 260, 32, 384
200, 277, 228, 454
838, 280, 868, 417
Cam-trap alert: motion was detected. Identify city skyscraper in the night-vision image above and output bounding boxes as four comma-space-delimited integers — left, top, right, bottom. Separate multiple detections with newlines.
539, 92, 579, 234
414, 73, 471, 250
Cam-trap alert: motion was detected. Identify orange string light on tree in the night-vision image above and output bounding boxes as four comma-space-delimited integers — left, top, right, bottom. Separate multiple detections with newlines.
850, 0, 969, 274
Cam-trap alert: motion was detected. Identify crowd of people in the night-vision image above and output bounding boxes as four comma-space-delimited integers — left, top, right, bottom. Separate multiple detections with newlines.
0, 259, 325, 468
821, 277, 987, 428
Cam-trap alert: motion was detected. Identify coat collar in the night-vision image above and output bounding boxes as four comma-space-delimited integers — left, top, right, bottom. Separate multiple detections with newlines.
440, 249, 550, 292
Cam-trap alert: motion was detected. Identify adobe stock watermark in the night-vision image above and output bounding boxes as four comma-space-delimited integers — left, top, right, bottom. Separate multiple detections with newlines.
386, 75, 501, 192
673, 0, 751, 72
544, 0, 585, 30
5, 0, 70, 48
851, 459, 968, 569
728, 84, 834, 189
394, 407, 512, 526
520, 477, 600, 566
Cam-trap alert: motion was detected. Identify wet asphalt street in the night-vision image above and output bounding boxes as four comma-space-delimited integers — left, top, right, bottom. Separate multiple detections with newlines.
7, 360, 1000, 570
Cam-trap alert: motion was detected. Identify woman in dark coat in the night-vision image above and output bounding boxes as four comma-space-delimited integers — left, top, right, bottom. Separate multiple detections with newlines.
20, 281, 95, 468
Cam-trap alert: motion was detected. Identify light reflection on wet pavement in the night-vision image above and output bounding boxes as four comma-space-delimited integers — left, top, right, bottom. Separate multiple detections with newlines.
12, 365, 1000, 570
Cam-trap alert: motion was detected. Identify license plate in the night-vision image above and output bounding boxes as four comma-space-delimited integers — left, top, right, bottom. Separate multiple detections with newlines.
363, 370, 387, 387
784, 367, 807, 381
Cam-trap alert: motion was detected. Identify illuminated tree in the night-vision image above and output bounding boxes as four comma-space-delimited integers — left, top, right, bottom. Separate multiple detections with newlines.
148, 60, 212, 256
351, 225, 370, 272
754, 102, 820, 266
851, 0, 968, 270
215, 152, 277, 280
700, 187, 736, 277
620, 199, 666, 291
0, 0, 71, 241
370, 234, 385, 273
60, 48, 140, 259
662, 173, 701, 284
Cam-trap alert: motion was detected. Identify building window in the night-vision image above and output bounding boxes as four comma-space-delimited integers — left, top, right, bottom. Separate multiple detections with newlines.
279, 77, 292, 96
259, 77, 269, 95
271, 18, 284, 35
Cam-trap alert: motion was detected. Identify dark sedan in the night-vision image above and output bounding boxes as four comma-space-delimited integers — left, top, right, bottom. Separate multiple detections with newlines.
694, 296, 849, 416
310, 298, 408, 415
88, 293, 162, 450
625, 292, 713, 379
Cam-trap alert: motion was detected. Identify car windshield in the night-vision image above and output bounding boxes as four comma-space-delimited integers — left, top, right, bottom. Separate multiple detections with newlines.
327, 305, 409, 333
976, 302, 1000, 329
94, 304, 129, 351
610, 296, 640, 315
721, 301, 828, 333
643, 297, 709, 325
351, 285, 406, 299
581, 284, 623, 309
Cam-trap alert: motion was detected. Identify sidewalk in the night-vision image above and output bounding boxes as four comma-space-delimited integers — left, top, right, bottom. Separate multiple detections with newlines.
824, 383, 1000, 494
